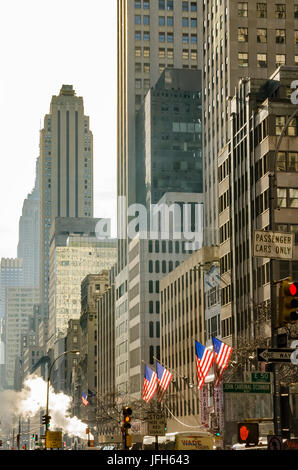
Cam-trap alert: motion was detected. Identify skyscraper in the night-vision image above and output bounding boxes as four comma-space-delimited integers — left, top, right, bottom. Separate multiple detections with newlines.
117, 0, 202, 271
39, 85, 93, 318
17, 157, 40, 288
203, 0, 298, 246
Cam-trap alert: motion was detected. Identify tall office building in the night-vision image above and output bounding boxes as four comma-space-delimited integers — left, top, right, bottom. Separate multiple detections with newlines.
17, 157, 40, 287
203, 0, 298, 246
0, 259, 24, 387
40, 85, 93, 318
117, 0, 202, 271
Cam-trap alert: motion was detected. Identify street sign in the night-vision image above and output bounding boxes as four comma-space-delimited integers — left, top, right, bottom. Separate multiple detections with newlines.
257, 348, 295, 363
267, 435, 283, 450
45, 431, 62, 449
223, 383, 271, 393
244, 372, 272, 383
147, 418, 167, 436
253, 230, 294, 260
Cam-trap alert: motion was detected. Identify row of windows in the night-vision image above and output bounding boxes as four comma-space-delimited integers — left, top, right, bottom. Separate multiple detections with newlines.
219, 189, 230, 213
277, 188, 298, 208
148, 259, 178, 274
206, 314, 221, 340
148, 239, 188, 254
221, 285, 231, 306
135, 15, 197, 28
238, 2, 295, 19
238, 28, 298, 44
218, 157, 231, 183
255, 189, 269, 217
220, 253, 231, 275
238, 52, 295, 69
235, 240, 250, 265
219, 221, 230, 244
221, 317, 233, 338
253, 154, 268, 183
135, 31, 198, 43
276, 116, 298, 136
135, 0, 197, 11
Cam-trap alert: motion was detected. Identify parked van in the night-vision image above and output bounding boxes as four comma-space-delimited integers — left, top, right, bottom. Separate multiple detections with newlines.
143, 431, 215, 450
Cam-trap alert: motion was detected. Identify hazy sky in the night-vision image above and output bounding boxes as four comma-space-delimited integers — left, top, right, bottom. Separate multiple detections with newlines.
0, 0, 117, 260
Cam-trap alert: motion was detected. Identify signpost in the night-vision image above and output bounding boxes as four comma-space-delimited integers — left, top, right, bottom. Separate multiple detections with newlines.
147, 417, 167, 436
253, 230, 294, 260
257, 348, 294, 363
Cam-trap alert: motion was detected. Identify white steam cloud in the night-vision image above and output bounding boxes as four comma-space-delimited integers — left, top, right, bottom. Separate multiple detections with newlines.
0, 375, 93, 440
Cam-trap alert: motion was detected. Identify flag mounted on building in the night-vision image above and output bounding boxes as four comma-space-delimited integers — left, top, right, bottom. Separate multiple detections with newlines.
156, 362, 173, 402
142, 365, 157, 403
81, 392, 89, 406
212, 336, 232, 386
195, 340, 214, 389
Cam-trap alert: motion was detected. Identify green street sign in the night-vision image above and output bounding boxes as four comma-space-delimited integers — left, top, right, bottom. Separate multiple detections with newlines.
244, 372, 272, 383
223, 383, 271, 394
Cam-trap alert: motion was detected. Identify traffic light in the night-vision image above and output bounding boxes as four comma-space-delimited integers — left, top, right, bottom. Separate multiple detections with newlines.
42, 414, 51, 429
278, 278, 298, 327
237, 422, 259, 445
123, 406, 132, 430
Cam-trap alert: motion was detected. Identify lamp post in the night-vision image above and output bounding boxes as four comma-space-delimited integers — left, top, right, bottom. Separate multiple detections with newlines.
45, 350, 80, 429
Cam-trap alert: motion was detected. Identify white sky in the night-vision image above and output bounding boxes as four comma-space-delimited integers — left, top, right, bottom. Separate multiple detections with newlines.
0, 0, 117, 260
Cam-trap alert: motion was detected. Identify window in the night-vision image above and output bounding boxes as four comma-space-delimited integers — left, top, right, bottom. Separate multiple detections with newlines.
276, 116, 286, 135
276, 29, 286, 44
190, 2, 197, 11
182, 33, 189, 43
159, 0, 165, 9
162, 261, 167, 273
276, 54, 286, 67
144, 47, 150, 57
257, 28, 267, 43
149, 260, 153, 273
295, 31, 298, 44
159, 16, 165, 25
275, 4, 286, 19
144, 79, 150, 89
149, 322, 154, 337
182, 1, 188, 11
135, 46, 141, 57
238, 52, 248, 67
167, 16, 174, 26
143, 0, 150, 9
149, 301, 154, 313
277, 151, 298, 172
135, 15, 141, 24
167, 0, 173, 10
159, 48, 165, 58
135, 62, 141, 72
159, 32, 165, 42
149, 345, 154, 364
135, 30, 141, 40
167, 48, 173, 59
238, 27, 248, 42
155, 260, 160, 273
143, 31, 150, 41
135, 0, 141, 7
288, 117, 298, 136
167, 33, 174, 42
238, 2, 248, 17
191, 50, 197, 60
144, 63, 150, 73
256, 3, 267, 18
135, 79, 141, 89
191, 18, 197, 27
183, 49, 189, 60
295, 5, 298, 19
295, 55, 298, 65
191, 34, 197, 43
257, 53, 267, 68
182, 17, 189, 27
143, 15, 150, 25
277, 188, 298, 207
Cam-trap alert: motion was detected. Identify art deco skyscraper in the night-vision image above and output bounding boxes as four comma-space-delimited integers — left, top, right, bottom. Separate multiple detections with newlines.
40, 85, 93, 318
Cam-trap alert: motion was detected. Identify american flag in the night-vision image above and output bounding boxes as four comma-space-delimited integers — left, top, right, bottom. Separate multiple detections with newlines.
142, 365, 157, 403
212, 336, 232, 386
81, 392, 89, 406
156, 362, 173, 402
195, 340, 214, 389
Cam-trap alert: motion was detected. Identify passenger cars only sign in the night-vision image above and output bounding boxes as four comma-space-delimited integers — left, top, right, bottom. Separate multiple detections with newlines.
253, 230, 294, 260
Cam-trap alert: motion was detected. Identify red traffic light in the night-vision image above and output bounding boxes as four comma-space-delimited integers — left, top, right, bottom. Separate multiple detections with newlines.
290, 283, 297, 296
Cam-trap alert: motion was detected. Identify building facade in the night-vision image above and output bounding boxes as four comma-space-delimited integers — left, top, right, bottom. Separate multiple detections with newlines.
160, 246, 219, 429
203, 0, 298, 246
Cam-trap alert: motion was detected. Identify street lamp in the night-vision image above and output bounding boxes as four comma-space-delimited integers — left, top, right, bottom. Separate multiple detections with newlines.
45, 350, 80, 429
